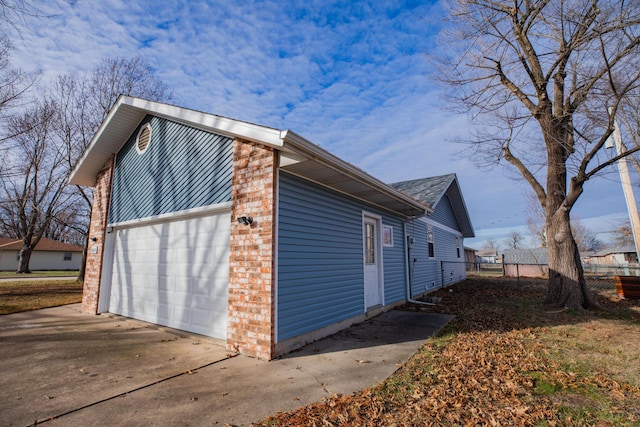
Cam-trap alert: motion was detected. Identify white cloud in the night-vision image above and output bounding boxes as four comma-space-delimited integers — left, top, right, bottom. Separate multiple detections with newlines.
6, 0, 637, 244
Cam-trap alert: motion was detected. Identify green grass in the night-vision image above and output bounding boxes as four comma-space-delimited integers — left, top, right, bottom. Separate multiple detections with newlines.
0, 279, 83, 314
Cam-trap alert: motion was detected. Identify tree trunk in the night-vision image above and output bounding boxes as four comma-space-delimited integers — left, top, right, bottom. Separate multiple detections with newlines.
16, 245, 33, 274
541, 111, 595, 311
77, 242, 87, 282
545, 209, 594, 310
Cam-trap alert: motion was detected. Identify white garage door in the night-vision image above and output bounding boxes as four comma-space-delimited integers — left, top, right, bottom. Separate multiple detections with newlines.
107, 212, 229, 339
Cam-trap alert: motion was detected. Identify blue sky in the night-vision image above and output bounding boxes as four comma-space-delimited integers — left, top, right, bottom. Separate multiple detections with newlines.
7, 0, 634, 248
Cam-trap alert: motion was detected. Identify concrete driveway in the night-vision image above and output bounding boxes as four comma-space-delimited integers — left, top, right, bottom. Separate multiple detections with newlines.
0, 304, 452, 426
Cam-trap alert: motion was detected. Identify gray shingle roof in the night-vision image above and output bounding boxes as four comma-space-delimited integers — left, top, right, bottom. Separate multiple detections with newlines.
592, 245, 637, 257
503, 248, 549, 264
390, 174, 456, 207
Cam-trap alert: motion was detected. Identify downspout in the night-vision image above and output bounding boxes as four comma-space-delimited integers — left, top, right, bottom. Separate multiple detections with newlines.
403, 222, 436, 306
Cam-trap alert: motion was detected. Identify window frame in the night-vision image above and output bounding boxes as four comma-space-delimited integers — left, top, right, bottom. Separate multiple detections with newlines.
364, 222, 376, 265
427, 225, 435, 258
382, 225, 394, 247
135, 122, 152, 155
63, 252, 72, 261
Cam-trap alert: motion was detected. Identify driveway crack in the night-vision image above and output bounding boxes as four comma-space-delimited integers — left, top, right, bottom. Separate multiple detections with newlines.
26, 353, 239, 426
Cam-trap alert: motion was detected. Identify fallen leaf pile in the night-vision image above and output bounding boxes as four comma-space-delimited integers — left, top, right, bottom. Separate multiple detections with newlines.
256, 277, 640, 426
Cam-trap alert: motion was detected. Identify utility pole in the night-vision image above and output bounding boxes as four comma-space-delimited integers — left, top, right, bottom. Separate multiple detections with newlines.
607, 108, 640, 263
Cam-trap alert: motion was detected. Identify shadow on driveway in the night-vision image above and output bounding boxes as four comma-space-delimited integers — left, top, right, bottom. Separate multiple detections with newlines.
0, 305, 452, 426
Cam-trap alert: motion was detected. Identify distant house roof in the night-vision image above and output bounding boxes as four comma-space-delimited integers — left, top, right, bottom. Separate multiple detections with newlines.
0, 237, 83, 252
476, 249, 498, 257
592, 245, 638, 257
503, 248, 548, 264
391, 173, 475, 238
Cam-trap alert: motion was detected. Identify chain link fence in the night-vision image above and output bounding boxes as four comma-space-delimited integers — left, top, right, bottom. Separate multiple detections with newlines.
459, 261, 640, 292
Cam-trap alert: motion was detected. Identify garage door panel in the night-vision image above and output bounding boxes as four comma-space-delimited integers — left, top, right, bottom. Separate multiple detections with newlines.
192, 309, 211, 329
107, 211, 230, 339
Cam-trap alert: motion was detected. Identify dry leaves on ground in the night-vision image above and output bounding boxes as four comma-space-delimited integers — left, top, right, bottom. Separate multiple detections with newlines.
257, 278, 640, 426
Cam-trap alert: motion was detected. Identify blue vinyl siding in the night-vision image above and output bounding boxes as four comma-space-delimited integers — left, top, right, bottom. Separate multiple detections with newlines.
407, 221, 440, 296
406, 219, 466, 296
277, 172, 407, 342
383, 221, 409, 304
109, 115, 233, 223
430, 195, 461, 232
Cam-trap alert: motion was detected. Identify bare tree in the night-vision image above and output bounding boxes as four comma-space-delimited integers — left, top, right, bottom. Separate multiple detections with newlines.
0, 0, 48, 30
0, 100, 75, 272
613, 221, 635, 247
439, 1, 640, 310
43, 203, 86, 247
51, 56, 172, 280
482, 239, 499, 251
526, 191, 546, 247
0, 35, 34, 142
525, 191, 601, 252
571, 217, 603, 252
504, 230, 524, 249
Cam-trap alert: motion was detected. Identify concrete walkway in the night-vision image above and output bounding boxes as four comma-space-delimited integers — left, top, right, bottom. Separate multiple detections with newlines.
0, 304, 453, 426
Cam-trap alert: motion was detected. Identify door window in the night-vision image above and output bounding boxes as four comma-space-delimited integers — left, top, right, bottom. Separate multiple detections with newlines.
365, 222, 375, 264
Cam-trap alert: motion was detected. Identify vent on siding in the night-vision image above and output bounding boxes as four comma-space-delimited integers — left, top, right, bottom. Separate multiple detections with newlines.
136, 123, 152, 154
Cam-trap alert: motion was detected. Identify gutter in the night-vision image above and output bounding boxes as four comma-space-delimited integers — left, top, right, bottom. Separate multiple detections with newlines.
280, 130, 430, 217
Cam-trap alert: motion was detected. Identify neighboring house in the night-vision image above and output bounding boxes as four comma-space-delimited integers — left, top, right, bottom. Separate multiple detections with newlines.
0, 237, 83, 271
69, 96, 475, 361
503, 248, 549, 278
464, 246, 477, 265
585, 245, 639, 266
476, 249, 499, 263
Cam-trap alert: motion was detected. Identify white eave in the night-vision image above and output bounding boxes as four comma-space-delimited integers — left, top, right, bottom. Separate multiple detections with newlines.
279, 131, 430, 217
69, 96, 284, 187
69, 96, 429, 218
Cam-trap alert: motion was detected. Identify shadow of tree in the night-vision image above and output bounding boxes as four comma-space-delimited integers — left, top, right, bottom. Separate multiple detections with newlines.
405, 276, 640, 335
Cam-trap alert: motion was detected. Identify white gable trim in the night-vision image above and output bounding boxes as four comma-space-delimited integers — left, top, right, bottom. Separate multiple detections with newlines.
69, 96, 284, 187
108, 202, 232, 229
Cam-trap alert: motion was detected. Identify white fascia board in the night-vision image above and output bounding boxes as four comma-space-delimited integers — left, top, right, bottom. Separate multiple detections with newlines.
68, 95, 129, 186
126, 97, 285, 147
429, 174, 456, 209
444, 177, 476, 238
280, 130, 431, 215
69, 96, 286, 187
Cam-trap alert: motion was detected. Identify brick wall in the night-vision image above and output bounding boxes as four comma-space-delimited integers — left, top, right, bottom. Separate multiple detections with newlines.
227, 139, 276, 360
81, 155, 115, 314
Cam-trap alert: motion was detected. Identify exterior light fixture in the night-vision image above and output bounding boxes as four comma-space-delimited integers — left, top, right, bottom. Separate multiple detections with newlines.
237, 216, 253, 226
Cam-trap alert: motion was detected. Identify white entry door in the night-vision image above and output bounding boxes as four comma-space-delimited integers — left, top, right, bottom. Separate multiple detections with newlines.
363, 215, 382, 309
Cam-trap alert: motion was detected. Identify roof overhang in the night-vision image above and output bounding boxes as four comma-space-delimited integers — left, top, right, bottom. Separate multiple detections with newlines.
70, 96, 429, 218
69, 96, 284, 187
279, 131, 430, 217
442, 177, 475, 238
